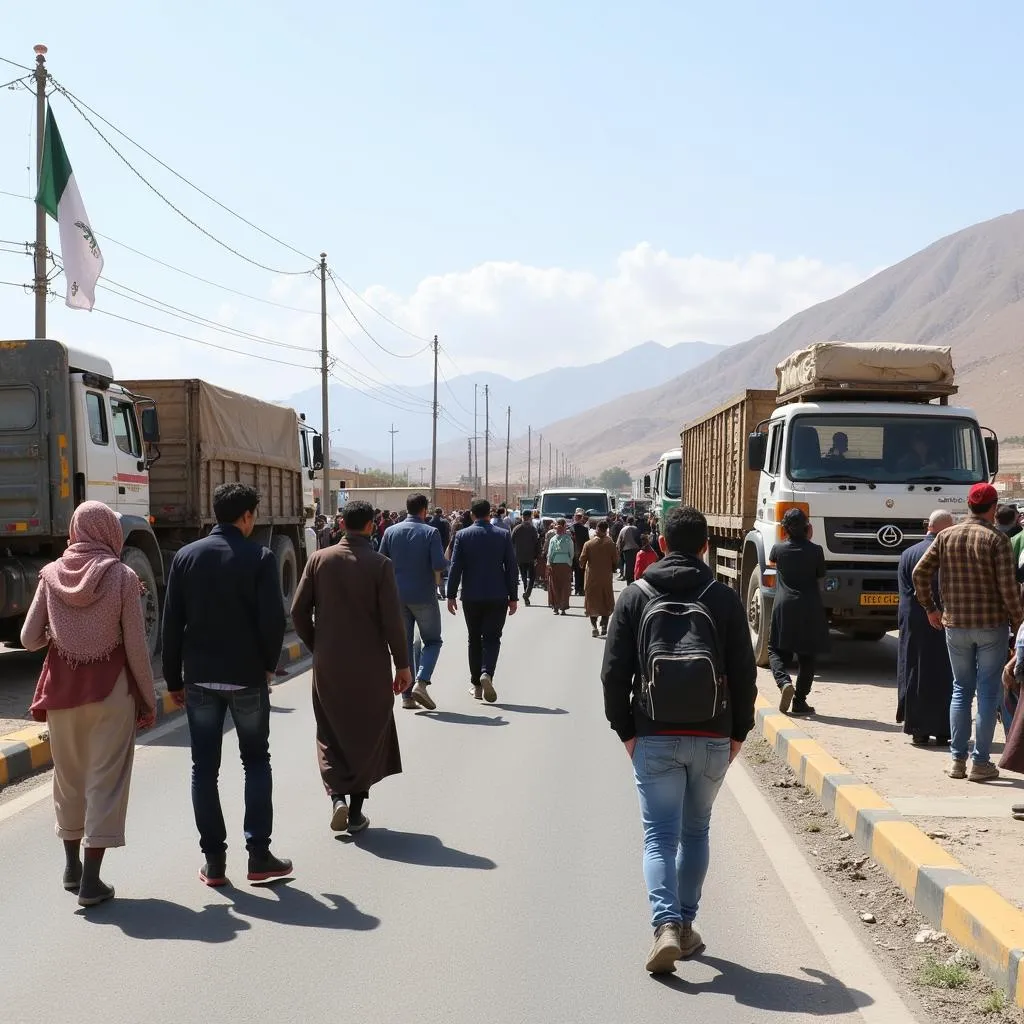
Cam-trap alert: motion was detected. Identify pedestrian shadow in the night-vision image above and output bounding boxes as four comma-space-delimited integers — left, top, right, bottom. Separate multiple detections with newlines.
269, 705, 296, 714
415, 710, 508, 727
337, 827, 496, 870
78, 885, 378, 941
655, 957, 871, 1014
495, 703, 569, 715
805, 713, 902, 734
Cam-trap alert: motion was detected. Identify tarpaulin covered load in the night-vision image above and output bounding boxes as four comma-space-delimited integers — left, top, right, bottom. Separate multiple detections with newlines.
776, 343, 956, 402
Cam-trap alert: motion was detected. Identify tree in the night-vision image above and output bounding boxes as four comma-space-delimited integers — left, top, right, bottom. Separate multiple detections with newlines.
598, 466, 632, 491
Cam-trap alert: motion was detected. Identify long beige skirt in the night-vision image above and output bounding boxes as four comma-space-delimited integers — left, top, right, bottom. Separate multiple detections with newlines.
47, 671, 137, 848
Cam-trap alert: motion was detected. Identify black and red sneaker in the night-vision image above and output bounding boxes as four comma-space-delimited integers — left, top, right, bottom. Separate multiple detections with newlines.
247, 851, 293, 882
200, 858, 228, 887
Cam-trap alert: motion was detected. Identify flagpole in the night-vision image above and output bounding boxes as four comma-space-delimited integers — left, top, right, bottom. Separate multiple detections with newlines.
33, 44, 48, 339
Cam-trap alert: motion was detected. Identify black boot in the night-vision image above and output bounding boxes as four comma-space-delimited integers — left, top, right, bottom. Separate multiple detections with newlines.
78, 848, 114, 907
200, 855, 228, 887
63, 839, 82, 893
790, 698, 815, 716
247, 849, 293, 882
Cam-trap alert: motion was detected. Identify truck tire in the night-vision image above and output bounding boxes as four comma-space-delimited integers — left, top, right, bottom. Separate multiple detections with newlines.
850, 630, 887, 643
122, 546, 160, 659
271, 535, 298, 617
745, 571, 772, 668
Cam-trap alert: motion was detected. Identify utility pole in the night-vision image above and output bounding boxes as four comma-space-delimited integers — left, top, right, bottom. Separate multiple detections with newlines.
473, 384, 479, 488
33, 44, 48, 339
467, 437, 472, 483
389, 424, 399, 485
319, 253, 331, 515
429, 334, 439, 507
484, 384, 490, 500
549, 443, 553, 486
527, 426, 532, 496
504, 405, 511, 506
537, 433, 542, 493
419, 467, 425, 484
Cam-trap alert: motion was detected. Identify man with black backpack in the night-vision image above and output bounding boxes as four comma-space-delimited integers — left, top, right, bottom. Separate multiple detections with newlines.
601, 505, 757, 975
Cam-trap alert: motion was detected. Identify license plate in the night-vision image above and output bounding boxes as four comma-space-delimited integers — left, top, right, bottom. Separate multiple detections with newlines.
859, 593, 899, 607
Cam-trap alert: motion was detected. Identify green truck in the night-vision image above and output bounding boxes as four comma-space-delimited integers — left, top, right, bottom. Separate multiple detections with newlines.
643, 447, 682, 531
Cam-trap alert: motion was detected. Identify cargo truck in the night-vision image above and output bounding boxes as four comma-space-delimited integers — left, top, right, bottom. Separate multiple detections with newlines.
680, 343, 997, 665
0, 339, 322, 657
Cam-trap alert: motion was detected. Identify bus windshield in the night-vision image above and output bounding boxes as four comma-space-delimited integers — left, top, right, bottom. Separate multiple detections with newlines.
787, 415, 986, 484
663, 459, 682, 499
539, 491, 610, 519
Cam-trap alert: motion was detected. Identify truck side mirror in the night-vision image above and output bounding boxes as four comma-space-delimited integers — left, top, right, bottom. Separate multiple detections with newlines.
985, 436, 999, 477
643, 474, 651, 496
312, 434, 324, 471
141, 407, 161, 443
747, 432, 768, 472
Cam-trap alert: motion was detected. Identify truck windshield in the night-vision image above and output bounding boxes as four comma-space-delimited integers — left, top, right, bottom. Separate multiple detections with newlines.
540, 492, 610, 519
664, 460, 682, 499
787, 415, 986, 484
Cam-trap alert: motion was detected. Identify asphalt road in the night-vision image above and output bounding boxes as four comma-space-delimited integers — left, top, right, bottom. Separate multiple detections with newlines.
0, 594, 916, 1023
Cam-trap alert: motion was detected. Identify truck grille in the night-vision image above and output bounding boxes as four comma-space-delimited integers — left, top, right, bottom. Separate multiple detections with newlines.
824, 517, 926, 556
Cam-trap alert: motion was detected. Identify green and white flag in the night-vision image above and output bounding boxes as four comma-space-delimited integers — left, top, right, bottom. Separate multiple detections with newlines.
35, 107, 103, 311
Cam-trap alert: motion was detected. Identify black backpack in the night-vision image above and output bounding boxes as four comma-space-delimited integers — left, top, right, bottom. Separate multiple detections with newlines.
633, 578, 727, 723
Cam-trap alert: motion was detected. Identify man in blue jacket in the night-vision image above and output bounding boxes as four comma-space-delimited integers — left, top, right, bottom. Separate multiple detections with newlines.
162, 482, 290, 887
446, 498, 519, 703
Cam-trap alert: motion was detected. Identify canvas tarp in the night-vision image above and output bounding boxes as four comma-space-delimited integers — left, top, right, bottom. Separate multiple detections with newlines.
197, 382, 298, 472
777, 342, 955, 400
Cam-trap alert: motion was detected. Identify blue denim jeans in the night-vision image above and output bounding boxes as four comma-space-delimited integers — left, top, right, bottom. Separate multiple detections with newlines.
945, 627, 1009, 764
402, 601, 444, 695
632, 735, 731, 927
185, 685, 273, 856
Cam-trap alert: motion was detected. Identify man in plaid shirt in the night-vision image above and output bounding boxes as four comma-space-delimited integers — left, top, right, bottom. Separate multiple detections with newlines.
913, 483, 1023, 782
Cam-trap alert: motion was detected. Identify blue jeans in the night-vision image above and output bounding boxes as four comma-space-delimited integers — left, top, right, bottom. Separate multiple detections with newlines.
186, 685, 273, 856
633, 735, 731, 927
402, 601, 444, 695
945, 627, 1008, 764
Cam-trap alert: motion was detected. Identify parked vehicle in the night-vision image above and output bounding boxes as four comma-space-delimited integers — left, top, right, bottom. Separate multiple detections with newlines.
681, 342, 995, 665
535, 487, 615, 526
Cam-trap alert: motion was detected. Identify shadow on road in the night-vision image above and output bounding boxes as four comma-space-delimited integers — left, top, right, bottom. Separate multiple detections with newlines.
656, 957, 872, 1014
415, 711, 508, 727
337, 826, 496, 870
807, 713, 902, 734
494, 703, 569, 715
79, 883, 379, 941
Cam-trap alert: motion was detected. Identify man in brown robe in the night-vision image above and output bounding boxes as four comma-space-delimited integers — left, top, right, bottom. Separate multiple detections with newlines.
292, 500, 411, 834
580, 521, 618, 637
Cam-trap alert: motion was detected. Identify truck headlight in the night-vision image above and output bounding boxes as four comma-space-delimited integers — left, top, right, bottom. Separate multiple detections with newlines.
824, 576, 840, 592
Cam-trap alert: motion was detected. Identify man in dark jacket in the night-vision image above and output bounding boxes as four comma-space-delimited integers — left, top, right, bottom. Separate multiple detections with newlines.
447, 498, 519, 703
571, 511, 590, 595
601, 505, 756, 975
511, 515, 543, 605
162, 482, 290, 887
428, 508, 452, 599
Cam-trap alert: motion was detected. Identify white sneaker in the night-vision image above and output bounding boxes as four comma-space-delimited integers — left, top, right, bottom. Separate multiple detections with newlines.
412, 681, 436, 711
480, 672, 497, 704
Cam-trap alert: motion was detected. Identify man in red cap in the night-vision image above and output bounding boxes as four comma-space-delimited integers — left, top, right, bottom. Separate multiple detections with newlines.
913, 483, 1022, 782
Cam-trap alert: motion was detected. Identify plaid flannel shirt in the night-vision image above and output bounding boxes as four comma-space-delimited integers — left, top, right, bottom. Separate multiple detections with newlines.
913, 517, 1023, 632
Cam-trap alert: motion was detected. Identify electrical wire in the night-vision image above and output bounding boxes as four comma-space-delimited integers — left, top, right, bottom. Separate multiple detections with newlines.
1, 74, 31, 90
0, 56, 33, 73
329, 273, 433, 344
90, 307, 319, 369
0, 189, 31, 201
51, 82, 314, 277
0, 279, 29, 288
327, 271, 432, 359
50, 80, 317, 265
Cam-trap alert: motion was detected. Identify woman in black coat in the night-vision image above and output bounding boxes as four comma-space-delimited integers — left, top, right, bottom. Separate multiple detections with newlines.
769, 507, 829, 716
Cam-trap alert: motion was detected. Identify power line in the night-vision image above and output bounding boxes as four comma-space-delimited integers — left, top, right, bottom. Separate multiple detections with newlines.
0, 279, 29, 289
0, 56, 33, 73
327, 271, 432, 359
51, 81, 314, 277
50, 80, 316, 265
90, 307, 318, 369
330, 273, 432, 344
0, 189, 31, 201
1, 74, 31, 91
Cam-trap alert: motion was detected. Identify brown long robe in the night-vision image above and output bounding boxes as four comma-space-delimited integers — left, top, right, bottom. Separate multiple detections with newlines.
579, 535, 617, 617
291, 532, 409, 796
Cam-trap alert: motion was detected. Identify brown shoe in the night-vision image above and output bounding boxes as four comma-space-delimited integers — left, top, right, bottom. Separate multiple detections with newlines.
679, 921, 704, 959
947, 758, 967, 780
968, 761, 1000, 783
645, 922, 682, 974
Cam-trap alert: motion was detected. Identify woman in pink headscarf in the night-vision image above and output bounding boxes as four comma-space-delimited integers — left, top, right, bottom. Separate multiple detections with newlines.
21, 501, 157, 907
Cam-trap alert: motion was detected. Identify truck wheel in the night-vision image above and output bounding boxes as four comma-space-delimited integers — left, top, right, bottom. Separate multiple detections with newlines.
122, 546, 160, 659
745, 571, 772, 668
271, 535, 298, 616
851, 630, 887, 642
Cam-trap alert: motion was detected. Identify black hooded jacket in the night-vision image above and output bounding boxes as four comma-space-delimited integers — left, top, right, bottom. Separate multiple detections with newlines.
600, 553, 757, 743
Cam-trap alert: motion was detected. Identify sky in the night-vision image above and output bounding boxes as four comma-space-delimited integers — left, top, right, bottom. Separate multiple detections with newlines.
3, 1, 1024, 427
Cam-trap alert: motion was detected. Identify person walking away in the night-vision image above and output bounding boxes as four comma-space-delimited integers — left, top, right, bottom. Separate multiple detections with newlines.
512, 514, 542, 606
20, 501, 157, 907
571, 512, 590, 595
913, 483, 1023, 782
428, 507, 452, 598
292, 501, 411, 834
996, 504, 1022, 541
634, 534, 659, 581
380, 494, 447, 711
617, 517, 642, 583
546, 519, 575, 616
580, 521, 617, 636
491, 506, 512, 531
769, 508, 828, 716
897, 511, 955, 746
162, 483, 290, 886
534, 515, 550, 591
602, 506, 757, 974
446, 498, 519, 702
